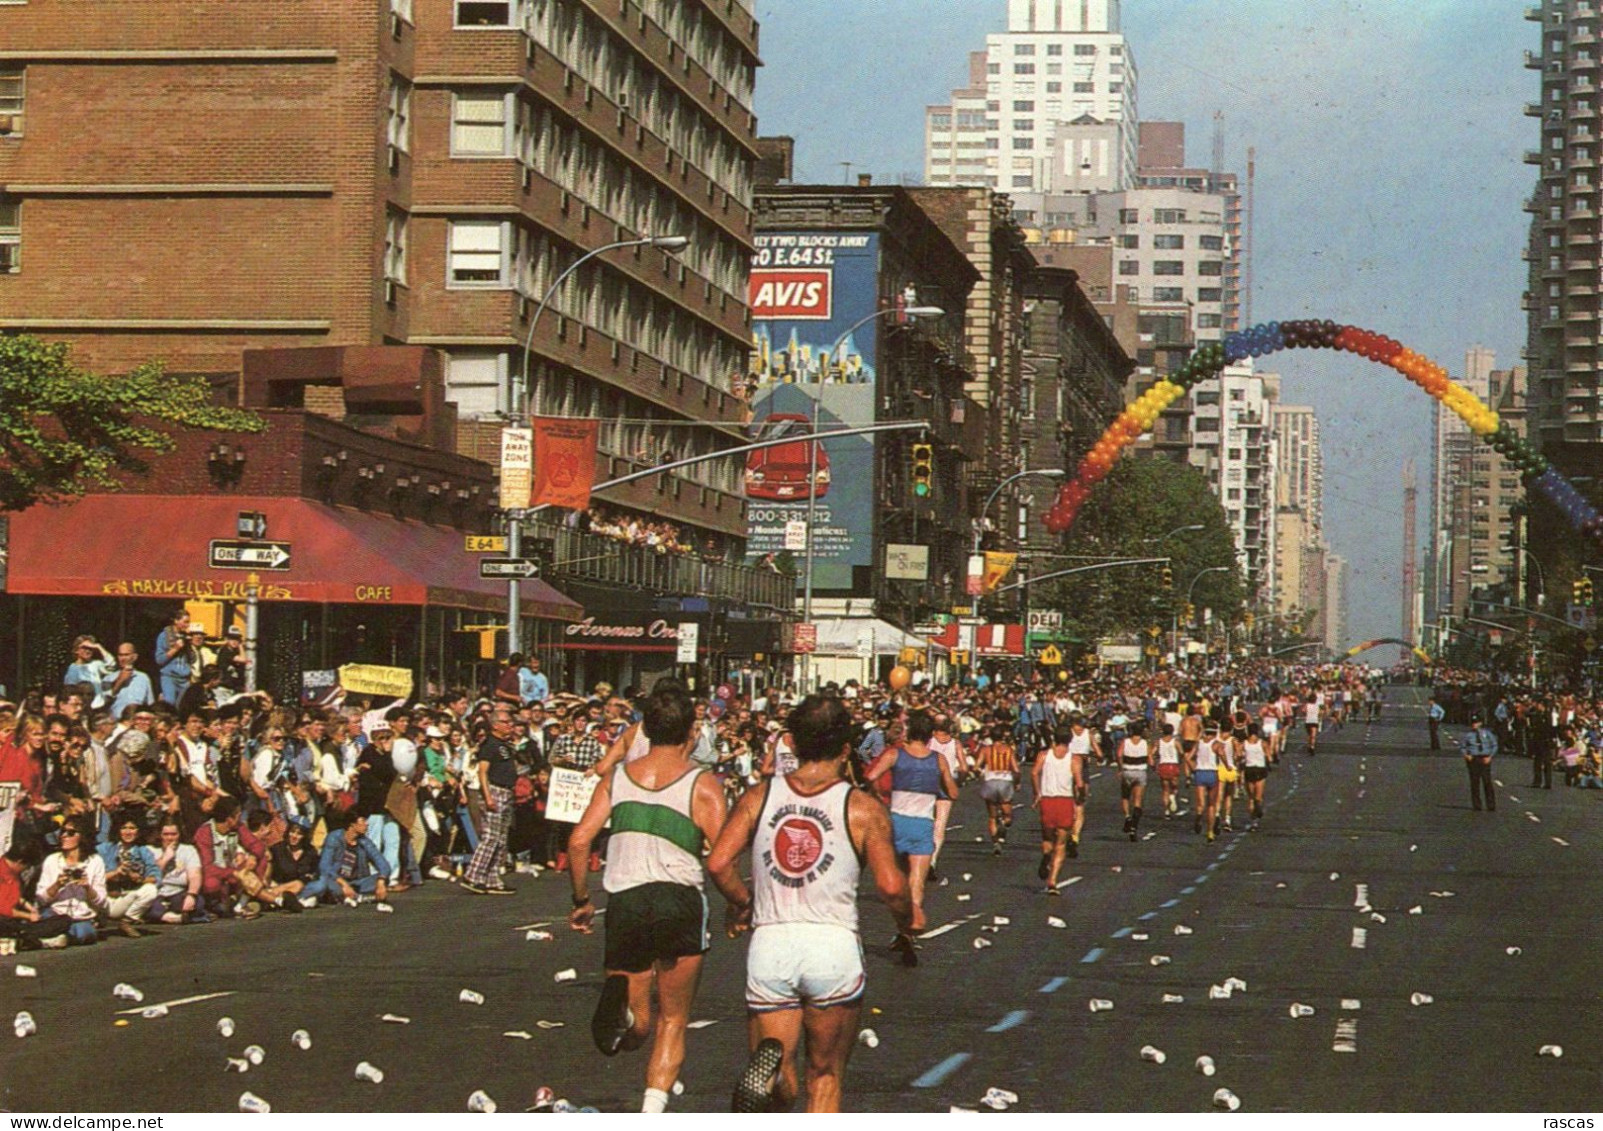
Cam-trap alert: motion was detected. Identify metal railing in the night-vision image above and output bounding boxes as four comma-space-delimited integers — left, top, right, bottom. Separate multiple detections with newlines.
523, 517, 793, 610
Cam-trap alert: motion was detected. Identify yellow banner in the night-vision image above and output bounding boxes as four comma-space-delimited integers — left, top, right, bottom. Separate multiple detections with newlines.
981, 552, 1018, 593
338, 664, 414, 700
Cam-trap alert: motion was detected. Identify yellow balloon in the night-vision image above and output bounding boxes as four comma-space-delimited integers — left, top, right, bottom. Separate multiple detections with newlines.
888, 665, 912, 691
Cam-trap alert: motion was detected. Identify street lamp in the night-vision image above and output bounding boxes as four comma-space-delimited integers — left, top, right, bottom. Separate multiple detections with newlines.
1175, 565, 1230, 668
796, 304, 943, 692
506, 234, 689, 655
975, 468, 1069, 554
1144, 523, 1204, 545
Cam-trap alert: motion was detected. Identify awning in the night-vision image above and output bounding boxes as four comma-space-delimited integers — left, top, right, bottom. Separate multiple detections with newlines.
812, 618, 949, 657
5, 494, 581, 620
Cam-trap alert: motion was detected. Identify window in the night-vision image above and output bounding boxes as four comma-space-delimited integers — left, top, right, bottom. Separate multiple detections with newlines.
1074, 82, 1095, 92
1152, 260, 1184, 275
449, 220, 508, 285
1013, 100, 1035, 111
0, 196, 17, 274
1198, 313, 1223, 329
0, 68, 22, 134
1074, 44, 1097, 55
1153, 286, 1183, 301
988, 63, 1001, 75
930, 114, 951, 129
1015, 43, 1035, 55
1118, 260, 1139, 276
1109, 83, 1123, 94
383, 210, 408, 284
1198, 260, 1224, 276
455, 0, 519, 26
1046, 63, 1062, 75
387, 75, 412, 152
1014, 119, 1034, 132
1119, 208, 1139, 224
1014, 63, 1036, 75
1197, 287, 1223, 303
446, 351, 509, 417
1199, 234, 1224, 250
1011, 175, 1032, 187
1118, 234, 1139, 248
1154, 233, 1185, 249
453, 93, 509, 155
1111, 45, 1123, 55
1046, 82, 1062, 92
986, 137, 1000, 149
1013, 137, 1034, 149
1154, 208, 1187, 224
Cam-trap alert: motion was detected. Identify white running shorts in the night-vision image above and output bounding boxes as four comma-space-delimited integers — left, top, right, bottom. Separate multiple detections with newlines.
746, 922, 866, 1012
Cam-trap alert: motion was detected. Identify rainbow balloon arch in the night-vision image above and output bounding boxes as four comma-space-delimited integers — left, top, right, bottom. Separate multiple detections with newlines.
1043, 321, 1603, 548
1346, 638, 1433, 667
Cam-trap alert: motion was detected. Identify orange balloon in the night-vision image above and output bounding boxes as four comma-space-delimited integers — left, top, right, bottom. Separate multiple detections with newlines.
888, 665, 912, 691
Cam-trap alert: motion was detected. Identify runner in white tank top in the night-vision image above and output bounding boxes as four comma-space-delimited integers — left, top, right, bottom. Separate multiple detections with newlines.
1117, 721, 1152, 842
1155, 728, 1184, 819
1240, 723, 1270, 832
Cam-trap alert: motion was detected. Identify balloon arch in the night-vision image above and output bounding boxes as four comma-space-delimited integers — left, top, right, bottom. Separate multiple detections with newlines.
1043, 321, 1603, 549
1346, 638, 1433, 666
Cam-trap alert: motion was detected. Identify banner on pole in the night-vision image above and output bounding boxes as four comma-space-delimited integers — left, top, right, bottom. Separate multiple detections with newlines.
982, 552, 1018, 593
531, 417, 599, 510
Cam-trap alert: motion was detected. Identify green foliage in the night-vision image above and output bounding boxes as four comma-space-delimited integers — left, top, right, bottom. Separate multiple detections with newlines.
0, 334, 263, 511
1036, 458, 1244, 640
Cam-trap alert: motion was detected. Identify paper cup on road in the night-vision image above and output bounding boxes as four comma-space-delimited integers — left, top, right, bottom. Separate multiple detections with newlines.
1131, 932, 1150, 941
468, 1090, 498, 1113
14, 965, 36, 978
553, 969, 578, 983
1506, 946, 1522, 956
955, 893, 972, 902
1539, 1044, 1564, 1058
1140, 1044, 1167, 1064
225, 1057, 250, 1073
1408, 906, 1423, 915
1088, 998, 1114, 1013
243, 1044, 265, 1066
857, 1028, 879, 1048
379, 1013, 410, 1024
525, 930, 554, 942
530, 1086, 556, 1110
1150, 955, 1171, 966
141, 1005, 169, 1019
217, 1017, 235, 1037
291, 1030, 312, 1050
982, 1087, 1018, 1107
1329, 872, 1340, 881
1173, 925, 1193, 936
972, 937, 992, 950
1213, 1088, 1241, 1111
1195, 1055, 1216, 1076
1224, 977, 1247, 992
1047, 916, 1067, 929
13, 1011, 35, 1038
1209, 984, 1231, 1000
992, 915, 1011, 926
238, 1092, 271, 1114
460, 989, 485, 1005
1409, 992, 1433, 1006
1288, 1003, 1315, 1018
535, 1020, 565, 1030
1162, 994, 1185, 1004
671, 1081, 685, 1096
112, 982, 142, 1001
355, 1061, 385, 1083
1370, 913, 1387, 924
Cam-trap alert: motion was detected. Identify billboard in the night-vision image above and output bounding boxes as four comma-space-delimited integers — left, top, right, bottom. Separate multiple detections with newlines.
745, 231, 881, 592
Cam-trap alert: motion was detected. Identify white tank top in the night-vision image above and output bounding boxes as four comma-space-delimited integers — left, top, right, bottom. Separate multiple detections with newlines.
1156, 738, 1181, 766
602, 765, 706, 894
1068, 730, 1093, 757
1039, 749, 1077, 797
1242, 740, 1268, 768
751, 776, 859, 932
1120, 738, 1149, 766
624, 726, 651, 764
1194, 738, 1220, 771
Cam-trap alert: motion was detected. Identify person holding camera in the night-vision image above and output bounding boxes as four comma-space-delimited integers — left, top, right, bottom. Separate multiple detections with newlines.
37, 821, 109, 945
96, 815, 159, 937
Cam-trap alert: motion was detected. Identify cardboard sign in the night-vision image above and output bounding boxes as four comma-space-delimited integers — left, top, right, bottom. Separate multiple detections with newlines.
338, 664, 415, 700
546, 767, 603, 824
0, 782, 19, 856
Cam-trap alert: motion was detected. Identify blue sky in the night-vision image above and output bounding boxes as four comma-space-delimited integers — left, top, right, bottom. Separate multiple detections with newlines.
754, 0, 1535, 649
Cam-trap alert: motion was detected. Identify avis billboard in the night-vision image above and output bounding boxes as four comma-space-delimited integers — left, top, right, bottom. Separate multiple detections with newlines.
745, 232, 880, 592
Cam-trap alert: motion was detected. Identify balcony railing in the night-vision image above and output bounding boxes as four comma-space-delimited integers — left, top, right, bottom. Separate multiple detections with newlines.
524, 517, 793, 610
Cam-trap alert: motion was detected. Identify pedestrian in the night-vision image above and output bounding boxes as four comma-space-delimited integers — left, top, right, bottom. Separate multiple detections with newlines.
460, 708, 518, 895
567, 682, 728, 1115
1426, 696, 1444, 751
153, 609, 192, 707
1460, 715, 1498, 812
706, 694, 914, 1113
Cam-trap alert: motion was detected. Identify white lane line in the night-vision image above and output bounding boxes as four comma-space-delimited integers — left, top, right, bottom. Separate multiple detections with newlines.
1350, 928, 1368, 950
1353, 884, 1369, 908
116, 990, 235, 1016
919, 914, 982, 940
1055, 876, 1083, 890
1333, 1017, 1359, 1054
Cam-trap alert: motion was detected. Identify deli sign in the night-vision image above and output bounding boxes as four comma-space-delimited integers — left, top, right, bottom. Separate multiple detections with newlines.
749, 269, 832, 320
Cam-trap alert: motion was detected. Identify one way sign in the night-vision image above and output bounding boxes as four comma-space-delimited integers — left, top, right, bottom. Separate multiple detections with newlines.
479, 558, 542, 580
209, 539, 292, 571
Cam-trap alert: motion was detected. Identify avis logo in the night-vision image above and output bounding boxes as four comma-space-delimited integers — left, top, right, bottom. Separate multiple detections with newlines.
749, 270, 832, 320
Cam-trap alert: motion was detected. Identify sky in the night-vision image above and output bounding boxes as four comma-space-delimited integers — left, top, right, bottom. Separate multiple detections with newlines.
752, 0, 1535, 651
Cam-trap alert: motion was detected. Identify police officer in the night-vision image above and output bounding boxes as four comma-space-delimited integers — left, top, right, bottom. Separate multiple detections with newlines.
1459, 715, 1498, 812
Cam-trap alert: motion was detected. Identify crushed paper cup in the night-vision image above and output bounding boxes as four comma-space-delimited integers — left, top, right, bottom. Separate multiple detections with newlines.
1341, 999, 1362, 1010
1173, 925, 1194, 936
1409, 992, 1433, 1006
1150, 955, 1171, 966
1213, 1088, 1241, 1111
1162, 994, 1185, 1004
14, 966, 36, 978
1131, 932, 1151, 941
238, 1092, 271, 1114
993, 915, 1011, 926
1288, 1003, 1315, 1018
1047, 916, 1067, 929
956, 894, 972, 903
535, 1020, 566, 1030
526, 930, 554, 942
1195, 1055, 1216, 1076
1224, 977, 1247, 992
1408, 906, 1423, 915
962, 873, 973, 882
1140, 1044, 1167, 1064
1371, 913, 1387, 924
355, 1061, 385, 1083
112, 983, 142, 1001
460, 989, 485, 1005
1539, 1045, 1564, 1058
291, 1030, 311, 1050
225, 1057, 250, 1073
1506, 946, 1523, 956
503, 1031, 533, 1040
857, 1028, 879, 1048
1329, 872, 1340, 881
973, 937, 993, 950
1208, 984, 1232, 1000
141, 1005, 169, 1020
217, 1017, 236, 1037
243, 1045, 265, 1066
553, 969, 578, 983
380, 1014, 411, 1024
13, 1011, 36, 1038
1088, 998, 1114, 1013
468, 1090, 497, 1114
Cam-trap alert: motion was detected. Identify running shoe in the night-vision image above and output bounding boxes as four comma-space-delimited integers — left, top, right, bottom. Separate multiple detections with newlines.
732, 1038, 785, 1113
1193, 814, 1204, 835
1128, 828, 1137, 843
458, 880, 487, 895
591, 973, 633, 1056
1037, 853, 1052, 880
892, 932, 920, 968
1044, 885, 1061, 896
1206, 830, 1216, 843
1067, 838, 1079, 859
992, 842, 1002, 857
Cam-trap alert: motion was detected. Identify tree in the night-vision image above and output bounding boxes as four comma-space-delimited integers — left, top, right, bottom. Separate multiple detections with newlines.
1033, 458, 1244, 643
0, 334, 264, 511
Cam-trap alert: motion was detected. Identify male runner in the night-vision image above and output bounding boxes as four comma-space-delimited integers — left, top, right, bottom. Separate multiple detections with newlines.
1032, 725, 1085, 893
707, 695, 913, 1113
1154, 723, 1184, 818
1303, 692, 1322, 755
1064, 714, 1098, 854
1116, 720, 1153, 842
1186, 721, 1223, 842
1239, 723, 1270, 831
568, 683, 729, 1114
975, 727, 1020, 854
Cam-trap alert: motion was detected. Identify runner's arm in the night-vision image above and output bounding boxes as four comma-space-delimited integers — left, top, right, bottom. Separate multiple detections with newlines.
589, 721, 637, 779
848, 789, 913, 934
937, 756, 959, 801
706, 784, 765, 935
565, 774, 614, 929
863, 747, 897, 784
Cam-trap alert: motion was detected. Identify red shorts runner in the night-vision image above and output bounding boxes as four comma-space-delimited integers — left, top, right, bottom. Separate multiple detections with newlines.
1157, 763, 1181, 783
1039, 796, 1078, 835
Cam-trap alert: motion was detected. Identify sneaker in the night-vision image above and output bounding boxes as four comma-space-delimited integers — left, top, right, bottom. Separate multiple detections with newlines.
731, 1038, 785, 1113
298, 897, 318, 910
1194, 814, 1204, 835
41, 935, 68, 949
1044, 885, 1062, 896
343, 897, 359, 908
480, 885, 515, 896
374, 901, 394, 913
927, 864, 940, 884
1128, 828, 1137, 843
1037, 853, 1051, 880
1067, 838, 1079, 859
428, 866, 453, 881
116, 919, 142, 939
240, 901, 263, 921
992, 843, 1002, 857
1122, 816, 1133, 835
1206, 830, 1216, 843
892, 933, 919, 968
160, 912, 184, 925
592, 974, 633, 1056
459, 880, 487, 895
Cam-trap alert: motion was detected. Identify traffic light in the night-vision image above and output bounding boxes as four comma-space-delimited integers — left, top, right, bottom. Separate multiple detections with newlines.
1185, 603, 1196, 623
911, 443, 934, 498
1161, 565, 1174, 589
1583, 577, 1596, 607
1575, 579, 1588, 606
1244, 612, 1255, 629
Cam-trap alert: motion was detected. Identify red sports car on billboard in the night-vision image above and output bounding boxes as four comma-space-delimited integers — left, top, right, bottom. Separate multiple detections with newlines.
745, 412, 830, 501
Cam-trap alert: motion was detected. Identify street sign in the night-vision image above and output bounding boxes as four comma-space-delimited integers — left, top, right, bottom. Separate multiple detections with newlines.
675, 622, 699, 663
499, 427, 533, 510
465, 535, 508, 553
1039, 644, 1063, 666
793, 623, 817, 654
1027, 610, 1063, 632
236, 511, 267, 540
479, 558, 542, 580
783, 520, 808, 552
885, 543, 930, 581
209, 539, 291, 571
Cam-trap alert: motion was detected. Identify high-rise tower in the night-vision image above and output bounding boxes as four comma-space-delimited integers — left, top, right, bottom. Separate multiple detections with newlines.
1402, 459, 1418, 661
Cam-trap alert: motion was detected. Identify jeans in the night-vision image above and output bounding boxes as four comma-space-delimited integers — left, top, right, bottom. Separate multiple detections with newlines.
366, 814, 401, 881
42, 912, 97, 945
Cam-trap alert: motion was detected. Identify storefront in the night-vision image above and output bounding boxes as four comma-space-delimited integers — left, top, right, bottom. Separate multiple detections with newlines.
5, 494, 581, 702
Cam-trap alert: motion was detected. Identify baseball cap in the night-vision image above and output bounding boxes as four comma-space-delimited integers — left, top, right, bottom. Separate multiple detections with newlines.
225, 626, 243, 639
425, 725, 446, 738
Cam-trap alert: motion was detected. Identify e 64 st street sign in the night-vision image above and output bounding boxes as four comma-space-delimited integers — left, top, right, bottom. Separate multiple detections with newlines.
208, 539, 292, 571
479, 557, 542, 580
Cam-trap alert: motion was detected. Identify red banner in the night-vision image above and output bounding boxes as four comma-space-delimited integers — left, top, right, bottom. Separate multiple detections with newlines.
531, 417, 598, 511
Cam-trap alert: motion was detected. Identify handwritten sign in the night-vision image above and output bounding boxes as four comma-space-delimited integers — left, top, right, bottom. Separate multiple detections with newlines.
338, 664, 414, 700
546, 767, 602, 824
0, 782, 19, 856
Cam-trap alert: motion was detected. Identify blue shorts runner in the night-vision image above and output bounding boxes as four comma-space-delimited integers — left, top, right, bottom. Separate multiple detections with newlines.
890, 813, 936, 856
1193, 769, 1219, 788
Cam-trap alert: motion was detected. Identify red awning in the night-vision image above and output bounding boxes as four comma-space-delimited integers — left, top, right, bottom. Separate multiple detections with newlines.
5, 494, 581, 620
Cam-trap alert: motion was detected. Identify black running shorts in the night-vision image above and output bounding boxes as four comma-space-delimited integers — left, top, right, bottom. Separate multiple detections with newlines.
604, 881, 710, 973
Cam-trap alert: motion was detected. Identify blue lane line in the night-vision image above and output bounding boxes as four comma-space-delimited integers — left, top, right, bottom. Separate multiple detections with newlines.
1161, 898, 1180, 908
1180, 886, 1196, 895
1039, 976, 1069, 994
1138, 911, 1157, 921
1205, 863, 1221, 871
1195, 874, 1209, 884
1111, 927, 1133, 938
912, 1052, 972, 1089
986, 1010, 1030, 1033
1080, 947, 1105, 964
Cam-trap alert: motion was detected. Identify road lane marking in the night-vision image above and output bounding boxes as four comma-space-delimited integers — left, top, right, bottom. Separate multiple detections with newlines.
1080, 947, 1105, 963
1333, 1017, 1359, 1054
919, 914, 982, 940
1351, 928, 1368, 949
1161, 898, 1181, 908
1138, 912, 1158, 920
912, 1052, 972, 1088
115, 990, 235, 1016
1181, 886, 1196, 894
986, 1010, 1030, 1032
1055, 876, 1082, 890
1039, 977, 1069, 994
1111, 927, 1133, 938
1354, 884, 1369, 907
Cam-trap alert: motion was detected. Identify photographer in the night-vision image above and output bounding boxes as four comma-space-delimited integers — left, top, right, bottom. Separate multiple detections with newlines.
37, 820, 108, 945
96, 815, 159, 937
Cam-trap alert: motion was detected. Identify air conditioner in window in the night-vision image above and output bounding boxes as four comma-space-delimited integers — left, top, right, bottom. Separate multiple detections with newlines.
388, 144, 401, 174
521, 164, 532, 190
0, 116, 15, 135
384, 278, 397, 305
391, 12, 403, 38
0, 245, 17, 273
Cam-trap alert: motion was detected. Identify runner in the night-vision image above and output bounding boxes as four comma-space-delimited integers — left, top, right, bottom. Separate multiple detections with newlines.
975, 726, 1020, 855
567, 683, 729, 1114
1116, 720, 1153, 842
1031, 725, 1084, 894
1258, 698, 1282, 761
1303, 692, 1322, 755
1186, 720, 1222, 842
1154, 723, 1184, 818
1216, 722, 1240, 834
862, 710, 957, 944
1064, 714, 1099, 855
1239, 723, 1270, 831
926, 715, 969, 878
706, 695, 914, 1113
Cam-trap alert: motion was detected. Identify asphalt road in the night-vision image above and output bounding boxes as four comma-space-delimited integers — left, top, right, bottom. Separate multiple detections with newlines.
4, 686, 1600, 1113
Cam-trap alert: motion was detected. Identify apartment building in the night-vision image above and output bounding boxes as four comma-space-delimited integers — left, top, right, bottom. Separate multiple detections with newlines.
1188, 363, 1278, 605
